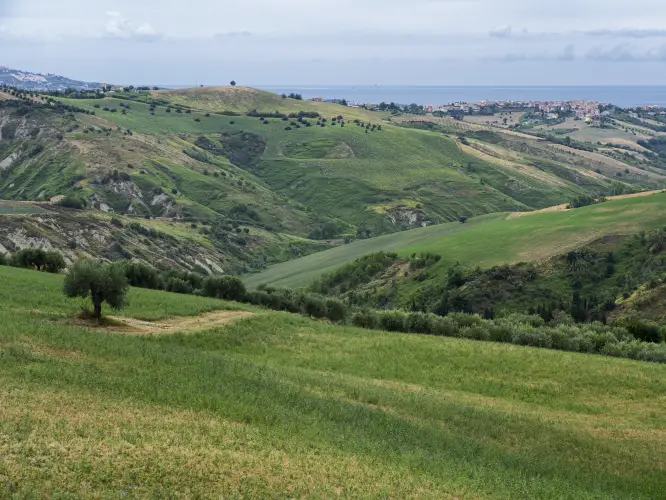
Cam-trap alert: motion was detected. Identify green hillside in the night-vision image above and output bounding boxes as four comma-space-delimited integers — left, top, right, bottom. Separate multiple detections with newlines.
48, 86, 663, 233
247, 192, 666, 288
2, 265, 665, 498
3, 85, 666, 278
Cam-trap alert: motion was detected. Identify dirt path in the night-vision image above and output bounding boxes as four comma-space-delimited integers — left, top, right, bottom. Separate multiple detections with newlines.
508, 189, 665, 219
103, 310, 254, 335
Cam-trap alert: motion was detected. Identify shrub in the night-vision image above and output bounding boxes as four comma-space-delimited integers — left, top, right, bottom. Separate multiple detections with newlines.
202, 276, 247, 301
11, 248, 66, 273
165, 277, 193, 295
302, 295, 327, 318
377, 310, 408, 332
123, 261, 162, 290
405, 312, 435, 334
511, 327, 553, 349
58, 194, 87, 209
431, 316, 458, 337
64, 260, 128, 319
324, 298, 347, 322
459, 325, 491, 341
352, 309, 379, 329
616, 316, 664, 343
110, 217, 124, 228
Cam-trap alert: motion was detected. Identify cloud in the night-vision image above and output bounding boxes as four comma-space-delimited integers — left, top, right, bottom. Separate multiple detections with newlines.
584, 28, 666, 38
488, 25, 559, 40
489, 25, 513, 38
494, 44, 576, 62
586, 43, 637, 61
584, 43, 666, 61
104, 11, 162, 41
215, 30, 252, 39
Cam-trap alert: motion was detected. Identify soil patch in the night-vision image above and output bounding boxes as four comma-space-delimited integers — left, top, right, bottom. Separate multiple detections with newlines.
66, 310, 254, 335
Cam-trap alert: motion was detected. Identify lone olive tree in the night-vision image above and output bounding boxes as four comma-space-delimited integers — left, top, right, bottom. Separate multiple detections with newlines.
64, 260, 128, 320
230, 80, 237, 86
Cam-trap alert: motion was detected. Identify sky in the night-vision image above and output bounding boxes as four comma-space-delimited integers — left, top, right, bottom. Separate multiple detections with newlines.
2, 0, 666, 86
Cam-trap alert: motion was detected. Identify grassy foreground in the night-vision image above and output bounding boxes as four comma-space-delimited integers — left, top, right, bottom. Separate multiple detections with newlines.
1, 266, 665, 498
248, 192, 666, 288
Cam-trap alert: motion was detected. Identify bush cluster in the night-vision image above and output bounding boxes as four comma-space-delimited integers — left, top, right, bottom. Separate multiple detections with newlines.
346, 309, 666, 364
245, 286, 345, 322
0, 248, 66, 273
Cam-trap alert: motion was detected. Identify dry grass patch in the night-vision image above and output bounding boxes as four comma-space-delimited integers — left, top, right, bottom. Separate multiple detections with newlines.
65, 310, 255, 335
0, 383, 460, 499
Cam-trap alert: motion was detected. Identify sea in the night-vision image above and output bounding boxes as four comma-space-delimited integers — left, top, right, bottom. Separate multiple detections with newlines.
253, 85, 666, 108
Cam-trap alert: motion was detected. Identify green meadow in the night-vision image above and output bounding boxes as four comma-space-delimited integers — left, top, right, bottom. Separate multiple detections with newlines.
1, 265, 665, 498
247, 192, 666, 289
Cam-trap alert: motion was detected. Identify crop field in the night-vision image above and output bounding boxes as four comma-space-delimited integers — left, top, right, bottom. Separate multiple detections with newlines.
244, 213, 506, 288
1, 265, 665, 498
248, 192, 666, 289
0, 200, 46, 215
532, 117, 651, 144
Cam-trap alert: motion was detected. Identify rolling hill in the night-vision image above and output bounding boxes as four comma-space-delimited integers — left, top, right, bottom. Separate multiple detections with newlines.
1, 265, 665, 498
246, 191, 666, 289
2, 83, 665, 275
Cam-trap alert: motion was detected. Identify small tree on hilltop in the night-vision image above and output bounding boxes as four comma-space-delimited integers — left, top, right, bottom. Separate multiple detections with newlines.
64, 260, 128, 320
230, 80, 237, 86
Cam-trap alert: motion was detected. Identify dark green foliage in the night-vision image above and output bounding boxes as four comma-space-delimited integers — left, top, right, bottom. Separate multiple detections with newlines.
302, 295, 327, 318
58, 194, 87, 209
311, 252, 400, 295
616, 316, 665, 343
165, 277, 193, 295
110, 217, 124, 228
351, 309, 379, 329
405, 312, 435, 334
568, 195, 607, 209
202, 276, 247, 301
10, 249, 66, 274
324, 298, 346, 322
377, 310, 408, 332
64, 260, 128, 319
123, 261, 162, 289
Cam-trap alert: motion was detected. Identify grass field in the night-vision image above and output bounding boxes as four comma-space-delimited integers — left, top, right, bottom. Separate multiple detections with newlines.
247, 192, 666, 289
1, 265, 665, 498
0, 200, 46, 215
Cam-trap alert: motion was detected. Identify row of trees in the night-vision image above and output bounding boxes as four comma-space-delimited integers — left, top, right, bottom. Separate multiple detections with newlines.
3, 250, 664, 364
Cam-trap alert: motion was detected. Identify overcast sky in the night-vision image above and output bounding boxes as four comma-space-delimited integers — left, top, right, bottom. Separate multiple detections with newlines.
3, 0, 666, 85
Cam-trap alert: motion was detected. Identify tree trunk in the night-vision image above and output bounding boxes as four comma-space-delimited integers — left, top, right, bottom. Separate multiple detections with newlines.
93, 301, 102, 321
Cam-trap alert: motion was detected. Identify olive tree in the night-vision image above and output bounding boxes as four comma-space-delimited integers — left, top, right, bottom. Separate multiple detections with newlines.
64, 260, 128, 319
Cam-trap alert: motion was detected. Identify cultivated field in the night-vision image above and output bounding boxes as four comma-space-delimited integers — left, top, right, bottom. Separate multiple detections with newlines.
247, 192, 666, 288
1, 265, 665, 498
0, 200, 46, 215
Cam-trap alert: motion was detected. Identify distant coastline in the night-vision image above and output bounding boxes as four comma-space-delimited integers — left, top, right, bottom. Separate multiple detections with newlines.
236, 85, 666, 109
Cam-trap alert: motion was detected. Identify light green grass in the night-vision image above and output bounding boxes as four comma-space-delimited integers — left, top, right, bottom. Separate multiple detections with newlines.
248, 193, 666, 289
245, 212, 506, 288
0, 265, 665, 498
0, 200, 46, 214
